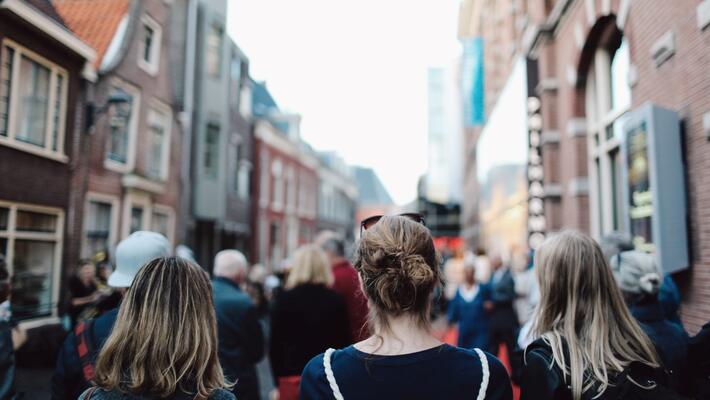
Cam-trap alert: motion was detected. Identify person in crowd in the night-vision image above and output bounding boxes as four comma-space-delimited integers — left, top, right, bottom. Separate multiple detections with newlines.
212, 250, 264, 400
487, 255, 519, 362
68, 260, 102, 325
610, 250, 689, 393
269, 245, 350, 400
0, 254, 22, 399
443, 248, 465, 301
689, 321, 710, 399
601, 232, 683, 325
521, 231, 681, 400
447, 260, 491, 350
52, 231, 171, 400
301, 215, 512, 400
320, 235, 370, 342
78, 257, 234, 400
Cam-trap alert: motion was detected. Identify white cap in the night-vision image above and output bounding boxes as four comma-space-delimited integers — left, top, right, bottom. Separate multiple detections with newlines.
108, 231, 171, 288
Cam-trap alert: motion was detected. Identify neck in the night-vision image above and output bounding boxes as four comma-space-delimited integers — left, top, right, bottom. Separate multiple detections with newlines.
356, 314, 441, 355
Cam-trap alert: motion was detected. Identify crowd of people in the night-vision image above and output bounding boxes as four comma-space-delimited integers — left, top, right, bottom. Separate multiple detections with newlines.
0, 214, 710, 399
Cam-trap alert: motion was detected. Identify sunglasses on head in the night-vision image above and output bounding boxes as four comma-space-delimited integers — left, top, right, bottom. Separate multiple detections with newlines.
360, 213, 425, 235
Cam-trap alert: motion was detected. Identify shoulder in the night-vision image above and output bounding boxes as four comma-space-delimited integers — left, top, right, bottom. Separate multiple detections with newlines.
208, 389, 236, 400
301, 352, 330, 390
79, 388, 131, 400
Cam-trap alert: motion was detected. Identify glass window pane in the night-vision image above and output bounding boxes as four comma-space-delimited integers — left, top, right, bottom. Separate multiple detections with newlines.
143, 24, 154, 63
610, 39, 631, 112
0, 207, 8, 230
107, 88, 132, 164
147, 111, 166, 179
52, 74, 63, 152
11, 239, 55, 319
204, 124, 220, 178
151, 212, 169, 238
0, 46, 14, 137
86, 201, 111, 257
206, 25, 223, 78
16, 56, 50, 147
16, 210, 57, 233
130, 207, 144, 234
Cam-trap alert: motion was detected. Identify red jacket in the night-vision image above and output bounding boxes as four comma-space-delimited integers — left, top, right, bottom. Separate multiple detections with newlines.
331, 260, 370, 342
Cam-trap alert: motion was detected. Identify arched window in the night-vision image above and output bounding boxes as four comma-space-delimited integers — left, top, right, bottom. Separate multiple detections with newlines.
586, 38, 631, 237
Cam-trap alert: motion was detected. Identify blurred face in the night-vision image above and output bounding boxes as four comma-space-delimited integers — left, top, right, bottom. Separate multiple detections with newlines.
464, 266, 475, 284
79, 263, 96, 283
491, 257, 503, 271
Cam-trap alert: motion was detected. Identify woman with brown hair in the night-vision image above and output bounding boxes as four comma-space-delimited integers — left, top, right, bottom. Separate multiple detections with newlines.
79, 257, 234, 400
520, 231, 683, 400
300, 215, 512, 399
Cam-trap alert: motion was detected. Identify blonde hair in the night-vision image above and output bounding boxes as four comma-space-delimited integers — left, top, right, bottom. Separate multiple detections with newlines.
354, 216, 440, 333
94, 257, 227, 399
532, 231, 660, 399
285, 245, 333, 289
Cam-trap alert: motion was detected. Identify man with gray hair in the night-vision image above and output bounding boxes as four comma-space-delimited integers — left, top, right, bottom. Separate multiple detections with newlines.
212, 250, 264, 400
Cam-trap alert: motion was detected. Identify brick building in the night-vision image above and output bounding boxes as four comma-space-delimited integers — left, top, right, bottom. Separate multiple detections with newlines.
252, 81, 318, 269
0, 0, 95, 321
55, 0, 183, 265
522, 0, 710, 333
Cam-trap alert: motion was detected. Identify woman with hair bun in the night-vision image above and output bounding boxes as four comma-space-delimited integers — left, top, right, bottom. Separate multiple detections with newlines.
611, 250, 689, 394
300, 215, 512, 399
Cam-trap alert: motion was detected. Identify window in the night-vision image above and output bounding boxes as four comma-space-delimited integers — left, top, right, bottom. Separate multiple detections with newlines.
206, 24, 223, 79
151, 210, 170, 239
130, 206, 144, 234
586, 38, 632, 238
230, 56, 241, 109
238, 162, 251, 200
138, 15, 162, 75
105, 86, 136, 166
83, 200, 113, 258
269, 222, 281, 266
230, 142, 240, 193
239, 85, 252, 118
204, 123, 220, 178
146, 107, 171, 181
271, 160, 283, 210
0, 41, 68, 159
0, 202, 63, 320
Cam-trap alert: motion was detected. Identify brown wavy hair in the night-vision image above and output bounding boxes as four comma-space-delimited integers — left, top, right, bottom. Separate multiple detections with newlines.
354, 215, 440, 332
94, 257, 228, 399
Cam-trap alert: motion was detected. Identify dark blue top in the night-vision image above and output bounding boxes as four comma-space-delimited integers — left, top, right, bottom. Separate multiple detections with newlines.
300, 344, 512, 400
447, 284, 491, 350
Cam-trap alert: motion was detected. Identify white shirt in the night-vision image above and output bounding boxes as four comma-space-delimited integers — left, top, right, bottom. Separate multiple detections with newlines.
459, 284, 480, 303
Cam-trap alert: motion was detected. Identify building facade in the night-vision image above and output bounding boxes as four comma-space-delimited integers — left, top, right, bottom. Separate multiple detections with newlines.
56, 0, 183, 269
0, 0, 95, 321
523, 0, 710, 333
316, 152, 358, 244
252, 81, 318, 269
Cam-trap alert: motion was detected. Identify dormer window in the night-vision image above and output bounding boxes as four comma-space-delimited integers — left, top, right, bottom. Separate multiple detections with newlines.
138, 15, 161, 76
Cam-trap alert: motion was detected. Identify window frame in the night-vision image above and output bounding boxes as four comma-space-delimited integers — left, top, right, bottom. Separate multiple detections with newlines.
0, 200, 64, 322
0, 39, 69, 162
121, 192, 151, 239
137, 14, 162, 76
104, 79, 141, 173
206, 23, 224, 79
151, 204, 175, 245
81, 192, 120, 259
203, 122, 221, 179
145, 99, 173, 182
586, 41, 632, 239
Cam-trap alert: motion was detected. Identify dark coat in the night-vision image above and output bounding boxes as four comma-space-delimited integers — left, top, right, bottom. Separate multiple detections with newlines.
51, 308, 118, 400
630, 302, 688, 393
269, 283, 349, 384
447, 284, 491, 350
689, 321, 710, 399
78, 387, 235, 400
0, 321, 15, 400
489, 268, 518, 332
211, 277, 264, 400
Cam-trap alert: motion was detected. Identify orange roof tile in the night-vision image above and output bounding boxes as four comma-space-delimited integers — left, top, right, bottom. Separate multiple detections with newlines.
52, 0, 130, 69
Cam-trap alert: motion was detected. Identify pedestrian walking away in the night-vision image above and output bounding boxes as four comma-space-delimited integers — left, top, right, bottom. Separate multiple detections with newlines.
77, 257, 234, 400
212, 250, 265, 400
51, 231, 171, 400
520, 231, 687, 400
301, 215, 512, 400
448, 260, 491, 350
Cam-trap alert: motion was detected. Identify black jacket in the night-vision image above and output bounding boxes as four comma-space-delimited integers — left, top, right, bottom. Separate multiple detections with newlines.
689, 321, 710, 399
212, 277, 264, 400
0, 321, 15, 400
269, 283, 350, 383
489, 268, 518, 332
51, 308, 118, 400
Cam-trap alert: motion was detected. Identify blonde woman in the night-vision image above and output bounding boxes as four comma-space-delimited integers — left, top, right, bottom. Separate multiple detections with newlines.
521, 231, 682, 400
269, 245, 349, 400
79, 257, 234, 400
300, 215, 512, 400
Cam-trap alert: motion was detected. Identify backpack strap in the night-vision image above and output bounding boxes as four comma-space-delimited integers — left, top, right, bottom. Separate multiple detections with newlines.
323, 348, 344, 400
74, 320, 97, 383
474, 348, 490, 400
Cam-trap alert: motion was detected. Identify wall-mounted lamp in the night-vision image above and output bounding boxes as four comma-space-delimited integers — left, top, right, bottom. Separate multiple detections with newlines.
85, 91, 132, 133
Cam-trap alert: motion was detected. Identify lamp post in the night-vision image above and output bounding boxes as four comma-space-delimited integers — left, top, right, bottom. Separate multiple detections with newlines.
84, 91, 132, 133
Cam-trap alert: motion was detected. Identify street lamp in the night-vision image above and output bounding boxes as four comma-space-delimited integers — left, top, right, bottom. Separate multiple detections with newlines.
84, 91, 132, 133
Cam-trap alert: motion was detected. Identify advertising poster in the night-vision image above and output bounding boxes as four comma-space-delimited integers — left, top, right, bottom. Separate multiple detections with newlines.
626, 121, 655, 252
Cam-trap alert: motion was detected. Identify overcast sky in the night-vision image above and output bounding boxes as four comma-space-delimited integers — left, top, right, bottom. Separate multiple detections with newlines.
227, 0, 462, 205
